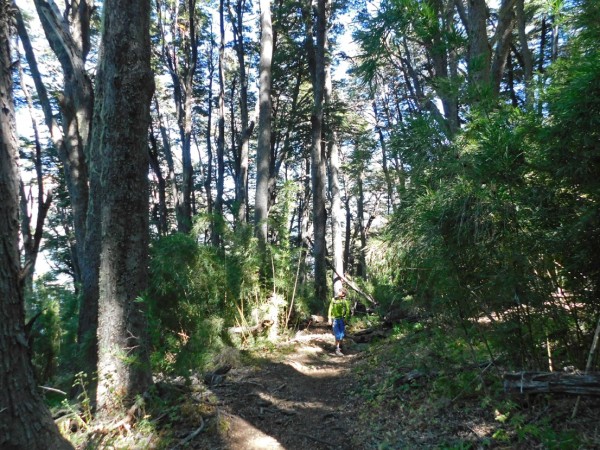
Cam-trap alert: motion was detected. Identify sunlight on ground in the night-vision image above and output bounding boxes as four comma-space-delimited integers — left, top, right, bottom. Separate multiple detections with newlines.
225, 416, 285, 449
298, 345, 324, 354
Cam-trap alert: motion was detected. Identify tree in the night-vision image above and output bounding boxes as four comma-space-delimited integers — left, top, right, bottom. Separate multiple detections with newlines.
305, 0, 329, 303
0, 3, 72, 447
23, 0, 99, 377
213, 0, 227, 247
93, 0, 154, 413
156, 0, 200, 233
322, 0, 343, 296
229, 0, 254, 225
255, 0, 273, 252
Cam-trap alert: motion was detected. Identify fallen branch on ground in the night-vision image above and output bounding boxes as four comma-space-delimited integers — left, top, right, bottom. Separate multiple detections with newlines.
503, 372, 600, 396
228, 319, 274, 337
171, 416, 205, 449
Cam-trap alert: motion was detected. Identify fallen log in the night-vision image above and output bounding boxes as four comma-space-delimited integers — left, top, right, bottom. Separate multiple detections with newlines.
503, 372, 600, 396
227, 319, 274, 337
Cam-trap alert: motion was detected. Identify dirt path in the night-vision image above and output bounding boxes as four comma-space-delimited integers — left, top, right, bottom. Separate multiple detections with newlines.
198, 325, 360, 449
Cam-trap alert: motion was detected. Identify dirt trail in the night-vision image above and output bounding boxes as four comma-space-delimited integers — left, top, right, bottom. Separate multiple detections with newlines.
199, 325, 360, 449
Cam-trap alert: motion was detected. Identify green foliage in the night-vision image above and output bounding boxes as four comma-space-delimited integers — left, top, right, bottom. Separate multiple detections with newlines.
147, 220, 309, 373
25, 275, 79, 384
376, 83, 600, 368
147, 233, 232, 374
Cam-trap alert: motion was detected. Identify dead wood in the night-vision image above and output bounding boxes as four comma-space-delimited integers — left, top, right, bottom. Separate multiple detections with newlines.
228, 319, 274, 337
172, 416, 205, 449
503, 372, 600, 396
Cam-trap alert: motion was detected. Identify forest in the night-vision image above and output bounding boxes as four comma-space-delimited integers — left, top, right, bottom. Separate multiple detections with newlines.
1, 0, 599, 448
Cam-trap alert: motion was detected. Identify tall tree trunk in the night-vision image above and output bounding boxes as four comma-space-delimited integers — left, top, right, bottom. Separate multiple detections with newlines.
306, 0, 328, 303
490, 0, 516, 94
328, 135, 344, 295
298, 155, 311, 248
516, 0, 533, 104
372, 97, 395, 212
356, 171, 367, 278
255, 0, 273, 251
158, 0, 198, 233
29, 0, 99, 378
323, 3, 343, 297
153, 97, 180, 229
467, 0, 491, 89
213, 0, 226, 247
93, 0, 154, 413
149, 128, 168, 235
0, 6, 72, 447
204, 31, 215, 224
230, 0, 253, 225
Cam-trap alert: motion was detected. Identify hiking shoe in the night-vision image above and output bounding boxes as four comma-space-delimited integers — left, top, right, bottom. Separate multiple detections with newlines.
335, 348, 343, 356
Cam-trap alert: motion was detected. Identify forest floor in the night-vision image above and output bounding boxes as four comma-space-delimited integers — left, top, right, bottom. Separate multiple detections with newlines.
70, 321, 600, 449
195, 323, 358, 450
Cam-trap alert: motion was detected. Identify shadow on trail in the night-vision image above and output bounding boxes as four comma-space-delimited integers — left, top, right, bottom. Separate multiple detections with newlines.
201, 332, 358, 449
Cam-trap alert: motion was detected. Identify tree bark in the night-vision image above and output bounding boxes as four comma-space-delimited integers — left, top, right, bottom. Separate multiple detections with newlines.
16, 58, 52, 288
213, 0, 226, 247
204, 31, 215, 225
93, 0, 154, 413
515, 0, 533, 104
503, 372, 600, 396
490, 0, 516, 94
255, 0, 274, 250
356, 169, 367, 278
307, 0, 329, 304
149, 127, 168, 235
28, 0, 99, 378
323, 6, 343, 297
0, 5, 73, 446
372, 98, 395, 211
467, 0, 491, 88
157, 0, 198, 233
230, 0, 253, 225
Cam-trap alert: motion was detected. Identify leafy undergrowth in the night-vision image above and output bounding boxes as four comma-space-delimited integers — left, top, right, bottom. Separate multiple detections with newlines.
54, 321, 600, 449
349, 321, 600, 449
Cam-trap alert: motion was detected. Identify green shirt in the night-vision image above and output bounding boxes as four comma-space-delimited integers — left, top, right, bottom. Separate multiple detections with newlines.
328, 297, 350, 321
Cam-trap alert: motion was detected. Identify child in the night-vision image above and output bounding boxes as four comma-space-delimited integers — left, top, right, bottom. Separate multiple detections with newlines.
328, 289, 350, 355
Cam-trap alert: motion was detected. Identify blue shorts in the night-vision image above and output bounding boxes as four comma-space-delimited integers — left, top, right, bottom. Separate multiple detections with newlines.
332, 318, 346, 341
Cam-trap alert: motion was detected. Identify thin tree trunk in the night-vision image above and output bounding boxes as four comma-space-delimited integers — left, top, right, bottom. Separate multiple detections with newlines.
153, 97, 180, 229
372, 98, 395, 211
255, 0, 273, 250
16, 58, 52, 288
149, 128, 169, 235
204, 29, 215, 223
0, 6, 73, 446
344, 193, 352, 273
323, 6, 343, 297
516, 0, 533, 104
93, 0, 154, 413
306, 0, 329, 303
29, 0, 99, 378
157, 0, 198, 233
490, 0, 516, 94
230, 0, 253, 225
213, 0, 226, 247
356, 172, 367, 278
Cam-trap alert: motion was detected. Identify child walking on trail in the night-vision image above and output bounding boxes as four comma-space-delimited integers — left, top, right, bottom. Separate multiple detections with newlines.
328, 289, 351, 356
